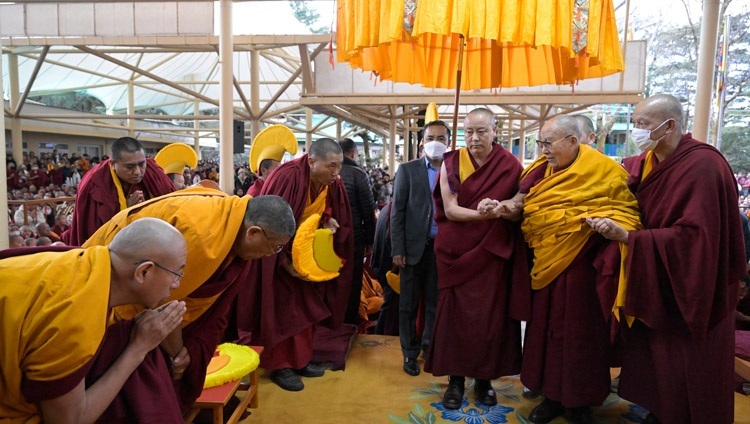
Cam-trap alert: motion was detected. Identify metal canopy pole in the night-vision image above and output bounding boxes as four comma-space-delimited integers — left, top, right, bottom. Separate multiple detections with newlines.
1, 42, 9, 249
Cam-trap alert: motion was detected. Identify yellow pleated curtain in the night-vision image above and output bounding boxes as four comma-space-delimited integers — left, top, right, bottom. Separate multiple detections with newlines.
336, 0, 624, 90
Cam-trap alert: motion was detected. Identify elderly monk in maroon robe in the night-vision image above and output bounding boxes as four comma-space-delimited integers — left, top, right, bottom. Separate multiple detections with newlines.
236, 138, 354, 392
82, 189, 295, 422
425, 108, 530, 410
500, 115, 641, 424
63, 137, 174, 246
590, 94, 746, 424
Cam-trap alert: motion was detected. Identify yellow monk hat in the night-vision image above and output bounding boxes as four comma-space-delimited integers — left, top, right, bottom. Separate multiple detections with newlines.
425, 102, 439, 124
386, 270, 400, 294
154, 143, 198, 175
249, 125, 298, 174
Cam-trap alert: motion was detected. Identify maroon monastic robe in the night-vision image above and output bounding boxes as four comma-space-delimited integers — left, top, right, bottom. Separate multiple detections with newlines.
246, 178, 264, 197
89, 258, 252, 422
424, 144, 530, 380
236, 155, 354, 370
519, 163, 624, 408
63, 158, 173, 246
619, 135, 746, 423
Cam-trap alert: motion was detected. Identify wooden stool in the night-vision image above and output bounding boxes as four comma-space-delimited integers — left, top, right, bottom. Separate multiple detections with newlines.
184, 346, 263, 424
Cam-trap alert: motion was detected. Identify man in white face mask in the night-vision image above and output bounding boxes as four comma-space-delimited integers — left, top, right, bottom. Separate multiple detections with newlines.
390, 120, 451, 378
588, 94, 746, 424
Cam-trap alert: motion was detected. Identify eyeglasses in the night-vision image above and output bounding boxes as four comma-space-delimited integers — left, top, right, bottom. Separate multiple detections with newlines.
259, 227, 285, 254
535, 134, 574, 150
134, 259, 184, 280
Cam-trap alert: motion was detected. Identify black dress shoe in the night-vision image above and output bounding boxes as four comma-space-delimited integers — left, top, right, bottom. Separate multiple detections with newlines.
295, 362, 325, 378
570, 407, 593, 424
474, 380, 497, 406
403, 358, 420, 376
269, 368, 304, 391
442, 379, 465, 410
528, 398, 565, 424
642, 413, 661, 424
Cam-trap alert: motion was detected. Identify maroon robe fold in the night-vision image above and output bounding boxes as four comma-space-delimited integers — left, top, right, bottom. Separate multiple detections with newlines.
90, 258, 252, 422
63, 158, 174, 246
519, 163, 624, 408
619, 135, 746, 424
235, 154, 354, 370
246, 178, 264, 197
424, 144, 530, 380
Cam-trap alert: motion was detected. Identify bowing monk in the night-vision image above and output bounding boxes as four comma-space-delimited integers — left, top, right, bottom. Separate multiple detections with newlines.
83, 188, 295, 421
64, 137, 174, 245
497, 115, 640, 423
426, 108, 530, 409
589, 94, 746, 424
0, 218, 187, 423
236, 138, 354, 392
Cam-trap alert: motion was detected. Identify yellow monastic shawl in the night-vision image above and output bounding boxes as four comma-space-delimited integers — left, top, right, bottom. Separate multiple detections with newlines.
301, 184, 328, 222
458, 147, 476, 183
109, 164, 134, 211
0, 247, 111, 422
521, 145, 641, 321
84, 187, 250, 326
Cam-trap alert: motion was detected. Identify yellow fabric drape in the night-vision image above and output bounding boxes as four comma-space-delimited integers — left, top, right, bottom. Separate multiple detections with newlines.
109, 163, 129, 211
521, 146, 641, 321
641, 151, 656, 181
1, 248, 111, 422
337, 0, 623, 89
84, 187, 250, 326
458, 147, 476, 183
301, 184, 329, 223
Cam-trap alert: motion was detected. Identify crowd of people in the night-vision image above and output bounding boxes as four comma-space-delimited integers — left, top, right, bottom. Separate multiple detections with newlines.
2, 94, 748, 424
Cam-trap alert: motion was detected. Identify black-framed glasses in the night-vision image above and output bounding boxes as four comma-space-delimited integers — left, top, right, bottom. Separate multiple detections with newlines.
134, 259, 184, 280
259, 227, 285, 254
535, 134, 574, 150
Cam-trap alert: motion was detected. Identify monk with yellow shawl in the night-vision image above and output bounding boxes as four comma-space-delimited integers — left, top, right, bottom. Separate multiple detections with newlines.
236, 138, 354, 392
506, 115, 640, 423
0, 218, 187, 423
83, 188, 296, 421
63, 137, 174, 245
426, 108, 530, 410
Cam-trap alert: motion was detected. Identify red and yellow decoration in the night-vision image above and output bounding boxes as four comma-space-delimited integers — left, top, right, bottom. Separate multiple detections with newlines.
204, 343, 260, 389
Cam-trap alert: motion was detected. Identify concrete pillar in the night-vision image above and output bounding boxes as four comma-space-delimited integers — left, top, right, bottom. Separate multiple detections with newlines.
193, 101, 201, 159
128, 81, 135, 137
1, 44, 9, 248
251, 50, 260, 139
305, 108, 312, 152
9, 54, 22, 165
219, 0, 234, 194
693, 0, 721, 143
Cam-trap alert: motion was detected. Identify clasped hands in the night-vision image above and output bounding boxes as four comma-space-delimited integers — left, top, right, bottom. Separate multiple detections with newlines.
477, 198, 522, 220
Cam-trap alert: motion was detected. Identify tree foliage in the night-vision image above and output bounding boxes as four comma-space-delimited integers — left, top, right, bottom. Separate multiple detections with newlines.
29, 91, 106, 114
289, 1, 328, 34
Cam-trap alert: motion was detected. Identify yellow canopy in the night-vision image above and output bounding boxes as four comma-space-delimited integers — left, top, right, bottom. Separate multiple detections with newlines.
337, 0, 623, 89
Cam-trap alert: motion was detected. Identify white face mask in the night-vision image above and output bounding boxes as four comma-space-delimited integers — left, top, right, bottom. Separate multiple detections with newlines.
423, 141, 447, 159
631, 119, 670, 152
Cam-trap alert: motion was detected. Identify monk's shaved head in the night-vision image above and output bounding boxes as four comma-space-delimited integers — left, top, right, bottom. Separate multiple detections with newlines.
244, 195, 296, 238
309, 138, 342, 159
546, 115, 582, 140
109, 218, 187, 262
111, 137, 145, 162
638, 94, 685, 132
467, 107, 496, 126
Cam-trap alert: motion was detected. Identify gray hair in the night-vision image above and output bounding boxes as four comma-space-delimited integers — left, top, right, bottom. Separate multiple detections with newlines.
244, 195, 296, 238
547, 115, 582, 140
